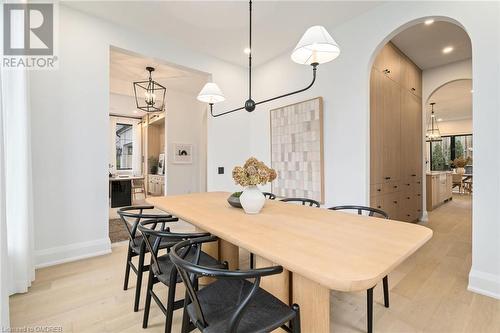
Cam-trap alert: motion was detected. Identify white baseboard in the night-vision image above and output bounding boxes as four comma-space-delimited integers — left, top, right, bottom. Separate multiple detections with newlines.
468, 269, 500, 299
35, 238, 112, 268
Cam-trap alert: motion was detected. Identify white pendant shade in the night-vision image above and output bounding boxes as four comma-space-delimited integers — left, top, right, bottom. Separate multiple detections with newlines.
197, 82, 225, 104
291, 25, 340, 65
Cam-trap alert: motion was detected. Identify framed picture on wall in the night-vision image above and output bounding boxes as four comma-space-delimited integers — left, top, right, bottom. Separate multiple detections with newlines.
270, 97, 324, 203
173, 143, 193, 164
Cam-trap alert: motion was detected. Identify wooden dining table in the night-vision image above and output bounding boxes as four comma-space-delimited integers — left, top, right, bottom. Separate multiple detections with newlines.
147, 192, 432, 333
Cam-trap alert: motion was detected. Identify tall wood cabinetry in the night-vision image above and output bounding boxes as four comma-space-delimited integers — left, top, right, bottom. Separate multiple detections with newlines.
370, 43, 423, 222
142, 113, 166, 196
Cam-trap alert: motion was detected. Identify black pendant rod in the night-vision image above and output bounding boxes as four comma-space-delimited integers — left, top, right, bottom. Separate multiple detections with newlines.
248, 0, 252, 100
209, 0, 319, 118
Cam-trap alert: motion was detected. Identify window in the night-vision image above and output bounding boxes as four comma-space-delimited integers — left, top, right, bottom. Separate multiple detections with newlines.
116, 123, 133, 170
428, 134, 472, 171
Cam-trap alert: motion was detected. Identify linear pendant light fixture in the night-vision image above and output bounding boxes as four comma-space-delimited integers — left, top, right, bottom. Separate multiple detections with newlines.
133, 66, 166, 113
197, 0, 340, 117
426, 102, 442, 142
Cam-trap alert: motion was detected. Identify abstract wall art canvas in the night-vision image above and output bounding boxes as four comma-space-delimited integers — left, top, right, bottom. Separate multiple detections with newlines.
270, 97, 324, 203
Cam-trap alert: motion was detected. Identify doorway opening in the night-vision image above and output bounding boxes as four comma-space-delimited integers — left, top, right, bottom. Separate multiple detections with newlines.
107, 46, 210, 243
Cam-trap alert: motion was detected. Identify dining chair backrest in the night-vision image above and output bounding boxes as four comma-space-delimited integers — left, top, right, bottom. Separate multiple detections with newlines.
137, 219, 209, 276
452, 173, 463, 183
280, 197, 320, 207
131, 178, 144, 188
170, 236, 284, 332
262, 192, 276, 200
328, 205, 389, 219
117, 206, 176, 246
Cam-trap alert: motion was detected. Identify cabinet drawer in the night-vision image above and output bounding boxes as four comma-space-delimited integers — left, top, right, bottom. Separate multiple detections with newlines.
371, 181, 401, 196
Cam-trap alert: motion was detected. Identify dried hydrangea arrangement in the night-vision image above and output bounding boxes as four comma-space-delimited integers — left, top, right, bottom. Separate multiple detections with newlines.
232, 157, 277, 187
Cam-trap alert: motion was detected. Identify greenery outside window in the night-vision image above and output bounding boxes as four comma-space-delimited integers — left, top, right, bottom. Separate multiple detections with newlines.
429, 134, 472, 171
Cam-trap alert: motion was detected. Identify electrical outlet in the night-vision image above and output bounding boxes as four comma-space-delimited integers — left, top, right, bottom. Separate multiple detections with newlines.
218, 167, 224, 174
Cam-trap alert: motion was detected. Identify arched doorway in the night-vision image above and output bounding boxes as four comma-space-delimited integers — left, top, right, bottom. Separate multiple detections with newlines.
363, 17, 482, 329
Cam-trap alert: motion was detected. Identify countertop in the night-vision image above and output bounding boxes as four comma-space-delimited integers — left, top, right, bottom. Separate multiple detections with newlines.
109, 175, 144, 181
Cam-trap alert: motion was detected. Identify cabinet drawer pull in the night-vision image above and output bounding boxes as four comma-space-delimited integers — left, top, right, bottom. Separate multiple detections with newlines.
377, 205, 382, 209
406, 183, 410, 186
393, 185, 398, 189
393, 201, 398, 204
411, 88, 416, 91
377, 188, 381, 192
407, 197, 411, 199
411, 174, 417, 177
407, 214, 411, 217
383, 69, 391, 74
417, 194, 421, 197
385, 176, 391, 180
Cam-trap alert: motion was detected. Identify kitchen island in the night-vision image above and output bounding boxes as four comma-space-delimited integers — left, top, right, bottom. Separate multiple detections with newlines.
426, 171, 452, 211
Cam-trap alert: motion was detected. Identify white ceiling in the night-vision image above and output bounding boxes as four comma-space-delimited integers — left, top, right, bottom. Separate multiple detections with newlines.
109, 47, 209, 117
391, 21, 471, 70
64, 1, 383, 67
427, 79, 472, 122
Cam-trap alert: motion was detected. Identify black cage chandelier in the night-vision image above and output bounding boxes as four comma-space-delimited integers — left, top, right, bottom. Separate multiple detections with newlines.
426, 102, 442, 142
197, 0, 340, 117
133, 66, 166, 113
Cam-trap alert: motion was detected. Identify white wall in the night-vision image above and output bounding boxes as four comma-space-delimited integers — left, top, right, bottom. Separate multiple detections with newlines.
165, 89, 208, 195
438, 119, 472, 136
29, 5, 250, 267
422, 58, 472, 104
250, 2, 500, 298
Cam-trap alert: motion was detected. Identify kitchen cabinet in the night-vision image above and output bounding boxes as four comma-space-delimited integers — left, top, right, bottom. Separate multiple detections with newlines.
373, 42, 402, 83
370, 42, 423, 222
148, 174, 165, 196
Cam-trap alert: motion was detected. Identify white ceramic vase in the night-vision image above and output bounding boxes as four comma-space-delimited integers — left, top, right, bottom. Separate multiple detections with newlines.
240, 185, 265, 214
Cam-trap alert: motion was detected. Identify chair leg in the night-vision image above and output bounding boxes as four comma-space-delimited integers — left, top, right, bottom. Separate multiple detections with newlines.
181, 290, 192, 333
134, 248, 146, 312
367, 287, 374, 333
291, 303, 301, 333
250, 252, 254, 269
383, 275, 389, 308
142, 268, 155, 328
164, 283, 177, 333
123, 246, 133, 291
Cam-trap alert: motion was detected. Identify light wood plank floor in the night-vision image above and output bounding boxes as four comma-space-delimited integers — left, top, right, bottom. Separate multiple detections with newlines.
10, 195, 500, 332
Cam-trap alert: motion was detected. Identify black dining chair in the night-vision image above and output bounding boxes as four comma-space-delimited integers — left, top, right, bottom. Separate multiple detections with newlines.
248, 191, 276, 269
281, 197, 320, 207
138, 220, 225, 333
118, 205, 178, 312
170, 235, 302, 333
328, 205, 390, 333
262, 192, 277, 200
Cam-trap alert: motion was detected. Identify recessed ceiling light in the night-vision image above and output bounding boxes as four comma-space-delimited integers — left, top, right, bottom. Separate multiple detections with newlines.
243, 47, 251, 54
424, 19, 434, 25
442, 46, 454, 54
470, 89, 474, 93
437, 118, 443, 122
